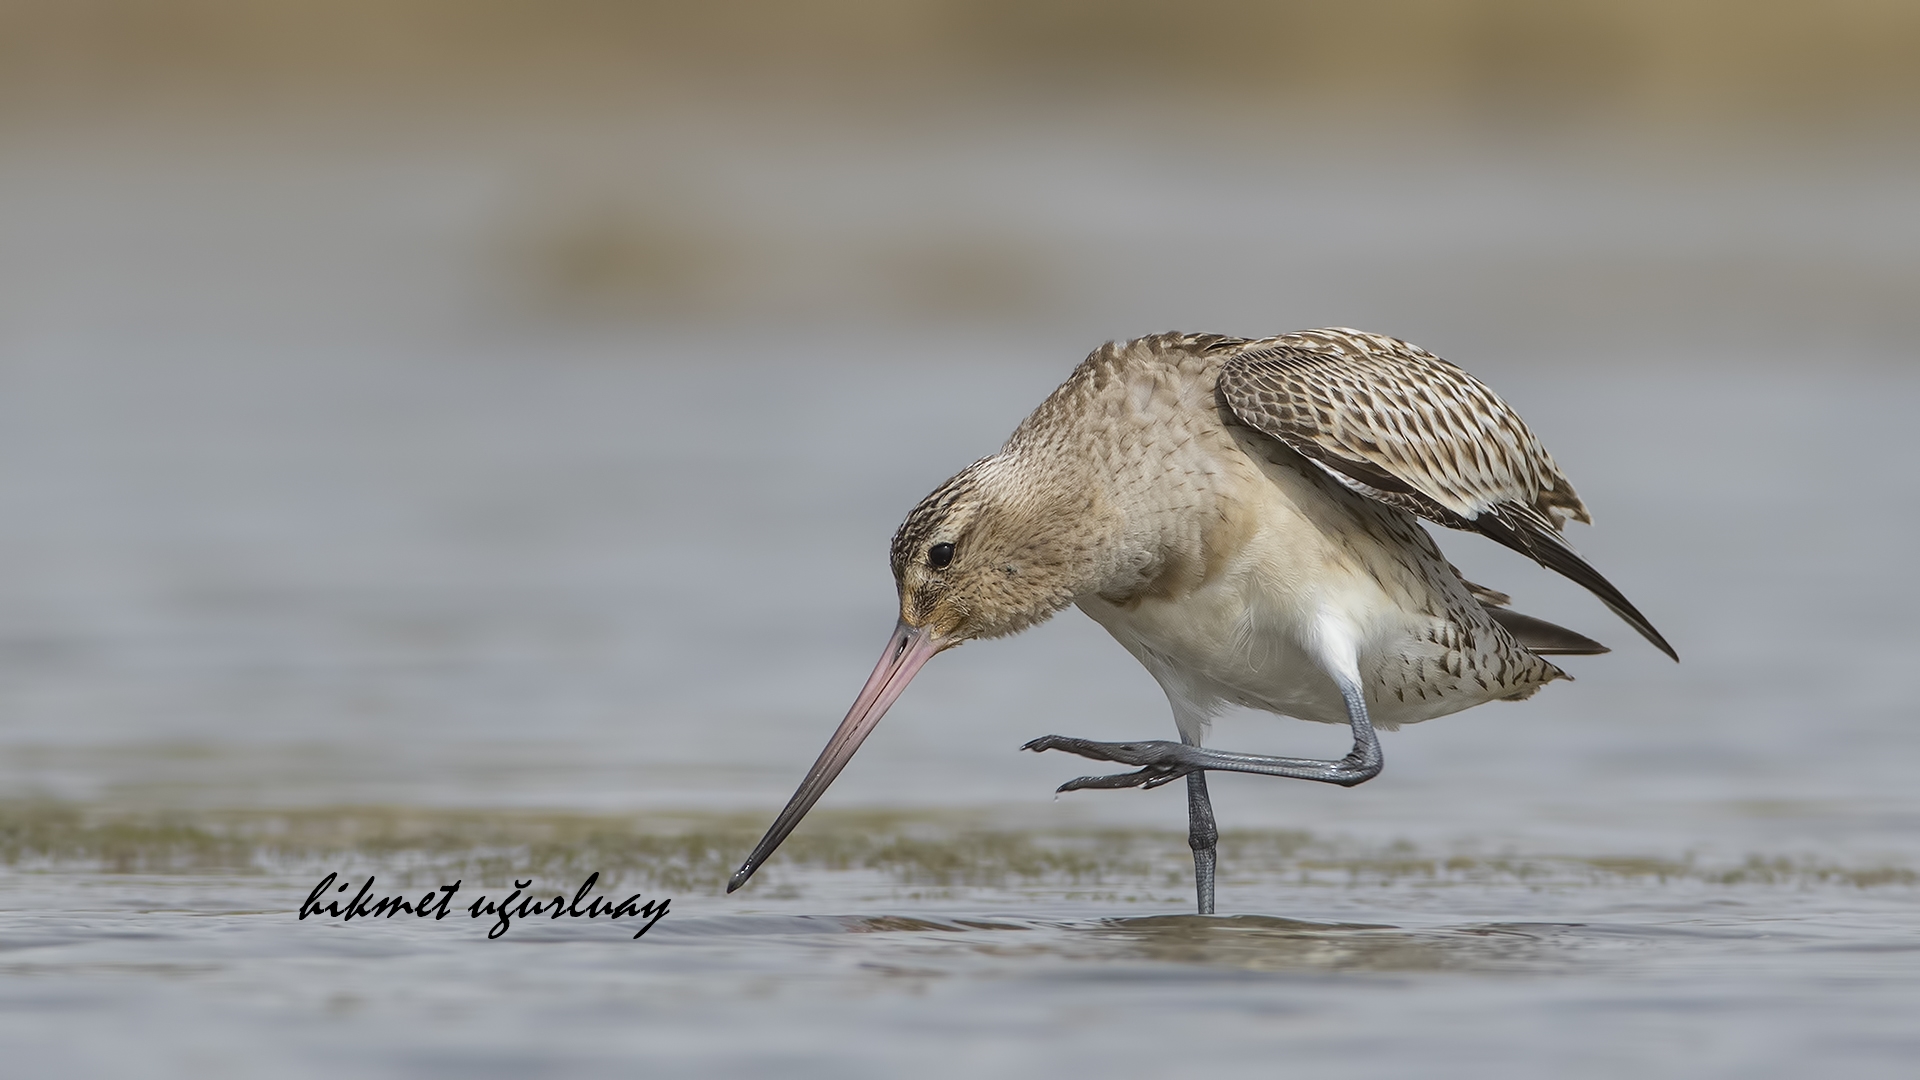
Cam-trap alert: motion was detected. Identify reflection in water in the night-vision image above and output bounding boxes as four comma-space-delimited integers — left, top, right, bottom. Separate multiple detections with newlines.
655, 912, 1580, 975
1081, 915, 1561, 974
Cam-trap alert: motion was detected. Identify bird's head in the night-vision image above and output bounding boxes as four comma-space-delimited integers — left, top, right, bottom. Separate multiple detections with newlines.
888, 456, 1093, 645
727, 453, 1100, 893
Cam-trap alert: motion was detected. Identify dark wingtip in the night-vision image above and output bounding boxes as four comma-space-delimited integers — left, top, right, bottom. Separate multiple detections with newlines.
1475, 514, 1678, 662
1586, 583, 1678, 661
1619, 605, 1678, 661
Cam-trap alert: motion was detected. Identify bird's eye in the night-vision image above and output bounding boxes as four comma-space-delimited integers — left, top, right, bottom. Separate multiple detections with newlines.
928, 542, 955, 570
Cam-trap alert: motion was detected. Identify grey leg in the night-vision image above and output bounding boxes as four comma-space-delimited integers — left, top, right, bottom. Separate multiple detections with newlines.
1024, 679, 1383, 793
1186, 771, 1217, 915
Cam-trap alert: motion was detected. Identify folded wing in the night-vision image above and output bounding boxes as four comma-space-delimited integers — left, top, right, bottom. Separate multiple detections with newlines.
1218, 328, 1675, 660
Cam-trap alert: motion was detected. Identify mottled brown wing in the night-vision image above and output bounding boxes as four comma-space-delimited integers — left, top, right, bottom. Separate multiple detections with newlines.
1219, 328, 1675, 660
1219, 329, 1587, 526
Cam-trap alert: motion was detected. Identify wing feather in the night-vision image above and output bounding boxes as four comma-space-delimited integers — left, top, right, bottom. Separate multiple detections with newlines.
1218, 329, 1676, 660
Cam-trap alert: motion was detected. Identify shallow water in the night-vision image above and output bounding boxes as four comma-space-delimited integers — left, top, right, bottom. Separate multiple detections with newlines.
3, 806, 1918, 1079
0, 115, 1917, 1077
3, 818, 1918, 1080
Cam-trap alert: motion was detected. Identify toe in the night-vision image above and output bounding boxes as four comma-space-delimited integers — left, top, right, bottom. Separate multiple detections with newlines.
1056, 768, 1159, 792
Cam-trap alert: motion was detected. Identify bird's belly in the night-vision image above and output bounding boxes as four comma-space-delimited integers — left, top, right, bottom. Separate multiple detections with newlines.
1078, 552, 1515, 732
1077, 585, 1352, 727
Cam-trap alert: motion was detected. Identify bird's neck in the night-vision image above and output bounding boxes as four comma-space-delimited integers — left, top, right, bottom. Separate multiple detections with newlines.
991, 444, 1196, 613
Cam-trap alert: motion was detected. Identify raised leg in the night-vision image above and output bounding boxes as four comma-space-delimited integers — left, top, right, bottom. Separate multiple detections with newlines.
1186, 771, 1218, 915
1024, 679, 1381, 793
1025, 679, 1381, 914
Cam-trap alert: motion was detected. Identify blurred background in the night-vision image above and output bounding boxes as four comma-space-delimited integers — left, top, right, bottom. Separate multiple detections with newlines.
3, 3, 1920, 1077
1, 0, 1915, 811
5, 0, 1919, 341
2, 0, 1918, 829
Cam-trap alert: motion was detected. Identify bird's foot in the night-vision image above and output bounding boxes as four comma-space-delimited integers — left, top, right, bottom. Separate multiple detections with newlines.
1022, 736, 1200, 792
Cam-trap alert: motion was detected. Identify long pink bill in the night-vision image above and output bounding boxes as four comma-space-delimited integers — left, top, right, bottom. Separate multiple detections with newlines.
726, 620, 942, 893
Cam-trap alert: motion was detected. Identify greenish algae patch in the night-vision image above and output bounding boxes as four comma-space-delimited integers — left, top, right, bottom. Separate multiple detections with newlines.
0, 802, 1912, 895
0, 803, 1171, 893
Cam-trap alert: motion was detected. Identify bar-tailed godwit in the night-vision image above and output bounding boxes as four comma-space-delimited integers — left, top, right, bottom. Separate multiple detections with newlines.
728, 329, 1675, 912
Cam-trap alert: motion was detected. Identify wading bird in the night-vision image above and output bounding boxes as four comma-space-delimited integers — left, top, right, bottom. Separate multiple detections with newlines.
727, 329, 1675, 913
